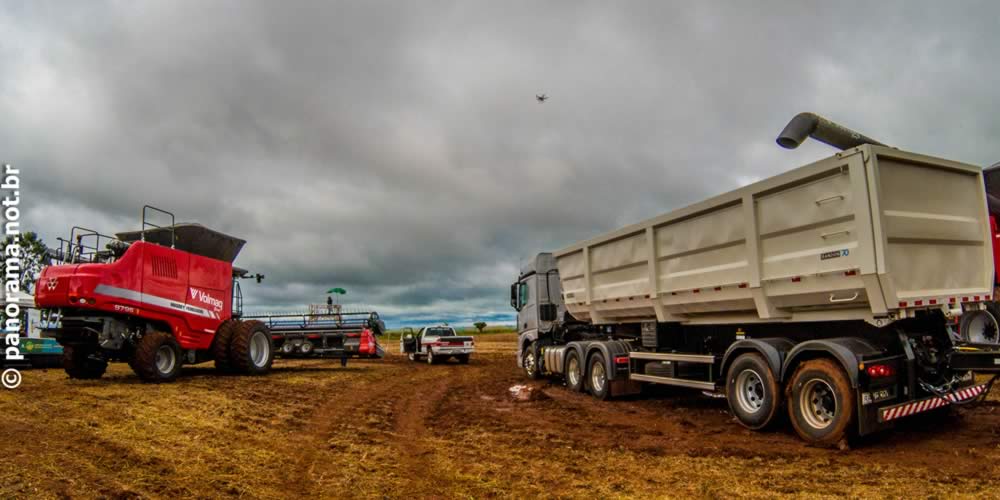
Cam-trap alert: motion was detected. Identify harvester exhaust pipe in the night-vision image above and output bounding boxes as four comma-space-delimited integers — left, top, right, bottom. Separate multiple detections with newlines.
776, 112, 886, 150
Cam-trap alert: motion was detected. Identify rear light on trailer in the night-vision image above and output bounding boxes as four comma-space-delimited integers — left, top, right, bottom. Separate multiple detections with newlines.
866, 364, 894, 378
614, 356, 629, 365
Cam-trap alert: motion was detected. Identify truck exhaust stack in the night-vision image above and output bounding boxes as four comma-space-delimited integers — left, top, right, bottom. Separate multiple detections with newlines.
776, 112, 886, 150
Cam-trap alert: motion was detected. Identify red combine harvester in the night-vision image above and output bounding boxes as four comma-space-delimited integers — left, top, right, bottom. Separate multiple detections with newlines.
34, 206, 383, 382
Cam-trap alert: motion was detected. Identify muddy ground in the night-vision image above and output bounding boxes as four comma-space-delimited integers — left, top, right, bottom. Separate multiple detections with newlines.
2, 334, 999, 498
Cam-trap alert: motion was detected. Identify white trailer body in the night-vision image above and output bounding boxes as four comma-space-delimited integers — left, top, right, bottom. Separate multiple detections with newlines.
554, 145, 991, 327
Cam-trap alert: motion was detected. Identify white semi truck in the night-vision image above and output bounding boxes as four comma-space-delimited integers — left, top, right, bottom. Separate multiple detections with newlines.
511, 113, 1000, 446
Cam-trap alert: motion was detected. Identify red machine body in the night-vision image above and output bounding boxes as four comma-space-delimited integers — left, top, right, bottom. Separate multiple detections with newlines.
36, 240, 233, 350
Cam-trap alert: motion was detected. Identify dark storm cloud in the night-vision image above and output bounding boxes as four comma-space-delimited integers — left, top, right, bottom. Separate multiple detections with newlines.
3, 1, 999, 325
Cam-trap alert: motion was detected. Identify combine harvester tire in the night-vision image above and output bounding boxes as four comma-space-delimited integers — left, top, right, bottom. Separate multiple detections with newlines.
63, 345, 108, 380
131, 331, 183, 383
229, 320, 274, 375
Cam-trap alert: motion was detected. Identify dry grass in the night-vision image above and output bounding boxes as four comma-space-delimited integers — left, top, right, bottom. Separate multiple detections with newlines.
1, 335, 998, 499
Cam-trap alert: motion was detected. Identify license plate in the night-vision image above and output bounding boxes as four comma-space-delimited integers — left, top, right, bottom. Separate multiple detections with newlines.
862, 389, 892, 405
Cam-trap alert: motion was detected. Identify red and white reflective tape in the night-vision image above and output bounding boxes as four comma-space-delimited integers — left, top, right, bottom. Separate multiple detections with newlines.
880, 384, 986, 422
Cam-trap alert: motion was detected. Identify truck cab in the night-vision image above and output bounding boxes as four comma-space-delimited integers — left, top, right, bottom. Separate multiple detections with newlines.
511, 253, 570, 370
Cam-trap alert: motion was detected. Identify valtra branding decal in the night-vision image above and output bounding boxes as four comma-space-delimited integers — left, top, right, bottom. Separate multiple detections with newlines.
190, 287, 224, 312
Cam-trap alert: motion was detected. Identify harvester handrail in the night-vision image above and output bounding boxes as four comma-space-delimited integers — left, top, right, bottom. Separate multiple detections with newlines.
141, 205, 176, 248
58, 226, 126, 264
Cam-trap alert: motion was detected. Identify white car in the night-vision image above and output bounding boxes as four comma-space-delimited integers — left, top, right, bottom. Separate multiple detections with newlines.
400, 325, 475, 364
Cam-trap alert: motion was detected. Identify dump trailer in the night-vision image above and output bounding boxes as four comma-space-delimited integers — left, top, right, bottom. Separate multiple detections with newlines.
511, 113, 1000, 445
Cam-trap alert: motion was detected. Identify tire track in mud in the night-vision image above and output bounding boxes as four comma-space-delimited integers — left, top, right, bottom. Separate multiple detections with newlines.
280, 357, 479, 497
279, 362, 413, 497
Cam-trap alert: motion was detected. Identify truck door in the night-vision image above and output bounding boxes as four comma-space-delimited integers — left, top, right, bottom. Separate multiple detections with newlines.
517, 278, 537, 334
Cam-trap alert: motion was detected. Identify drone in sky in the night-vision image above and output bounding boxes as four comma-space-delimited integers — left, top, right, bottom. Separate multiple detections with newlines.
536, 94, 548, 103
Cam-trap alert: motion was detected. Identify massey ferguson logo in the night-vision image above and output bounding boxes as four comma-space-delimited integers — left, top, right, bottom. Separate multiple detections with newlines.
190, 288, 224, 312
46, 277, 58, 291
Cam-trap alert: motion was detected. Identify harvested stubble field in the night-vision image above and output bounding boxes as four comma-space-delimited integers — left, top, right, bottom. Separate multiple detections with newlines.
2, 333, 999, 499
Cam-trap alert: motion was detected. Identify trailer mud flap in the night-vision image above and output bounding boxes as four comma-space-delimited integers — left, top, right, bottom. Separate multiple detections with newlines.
610, 378, 642, 398
878, 384, 987, 423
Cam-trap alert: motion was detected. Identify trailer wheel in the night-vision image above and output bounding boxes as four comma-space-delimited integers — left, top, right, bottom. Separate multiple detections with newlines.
787, 358, 855, 446
230, 320, 274, 375
523, 342, 540, 380
280, 341, 296, 355
726, 353, 780, 430
62, 345, 107, 380
565, 350, 585, 392
131, 331, 182, 383
587, 352, 611, 400
299, 341, 314, 355
212, 320, 239, 372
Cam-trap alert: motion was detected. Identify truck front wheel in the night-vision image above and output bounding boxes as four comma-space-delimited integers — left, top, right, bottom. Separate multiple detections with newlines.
131, 331, 182, 383
230, 320, 274, 375
522, 342, 540, 379
63, 345, 107, 380
587, 352, 611, 400
726, 353, 780, 430
787, 358, 855, 446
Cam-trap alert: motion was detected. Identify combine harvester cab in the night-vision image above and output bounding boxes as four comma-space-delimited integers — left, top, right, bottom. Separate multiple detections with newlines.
35, 206, 274, 382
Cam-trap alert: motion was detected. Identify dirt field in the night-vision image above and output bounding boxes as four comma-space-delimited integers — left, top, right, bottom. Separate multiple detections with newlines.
2, 334, 999, 499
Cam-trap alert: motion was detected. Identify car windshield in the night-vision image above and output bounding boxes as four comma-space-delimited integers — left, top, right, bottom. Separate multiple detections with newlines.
424, 328, 454, 337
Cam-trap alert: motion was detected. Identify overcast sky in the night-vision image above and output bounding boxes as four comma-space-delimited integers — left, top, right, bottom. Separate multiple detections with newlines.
3, 1, 999, 327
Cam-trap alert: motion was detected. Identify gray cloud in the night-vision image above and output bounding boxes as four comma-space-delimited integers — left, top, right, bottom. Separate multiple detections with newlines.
3, 1, 999, 326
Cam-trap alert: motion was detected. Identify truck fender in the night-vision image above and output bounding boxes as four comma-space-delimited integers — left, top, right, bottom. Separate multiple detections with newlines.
780, 337, 881, 388
584, 340, 632, 381
516, 330, 539, 368
720, 338, 794, 382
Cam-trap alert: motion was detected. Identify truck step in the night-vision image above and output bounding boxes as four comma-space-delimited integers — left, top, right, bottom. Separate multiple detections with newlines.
629, 373, 716, 391
629, 352, 716, 364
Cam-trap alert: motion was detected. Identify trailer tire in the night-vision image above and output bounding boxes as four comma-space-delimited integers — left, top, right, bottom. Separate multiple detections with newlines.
299, 341, 314, 355
63, 345, 107, 380
787, 358, 855, 446
565, 350, 585, 392
587, 351, 611, 400
230, 320, 274, 375
523, 342, 540, 380
726, 353, 781, 430
212, 320, 239, 372
131, 331, 182, 383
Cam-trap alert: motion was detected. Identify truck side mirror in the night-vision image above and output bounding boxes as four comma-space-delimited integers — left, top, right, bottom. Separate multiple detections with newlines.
510, 283, 519, 310
539, 303, 557, 322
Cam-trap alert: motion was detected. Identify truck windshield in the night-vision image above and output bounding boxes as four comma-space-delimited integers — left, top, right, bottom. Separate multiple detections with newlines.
424, 328, 454, 337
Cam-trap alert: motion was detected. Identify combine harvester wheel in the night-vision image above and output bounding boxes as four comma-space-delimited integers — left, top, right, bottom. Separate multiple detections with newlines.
229, 320, 274, 375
